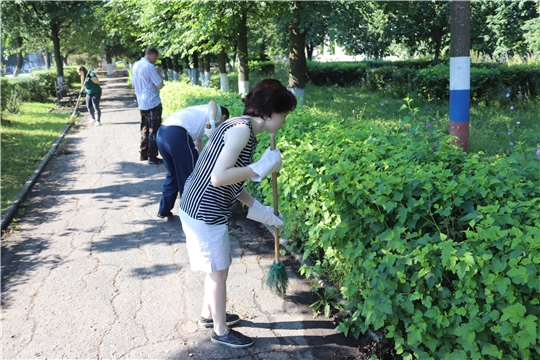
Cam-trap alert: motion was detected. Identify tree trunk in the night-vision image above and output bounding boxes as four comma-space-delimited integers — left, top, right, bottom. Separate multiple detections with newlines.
14, 36, 24, 77
172, 54, 181, 80
433, 30, 443, 64
218, 50, 229, 92
289, 8, 307, 105
306, 42, 314, 61
191, 53, 199, 85
161, 57, 169, 81
45, 51, 51, 69
202, 54, 211, 87
51, 21, 64, 86
449, 0, 471, 151
237, 10, 249, 95
106, 50, 113, 75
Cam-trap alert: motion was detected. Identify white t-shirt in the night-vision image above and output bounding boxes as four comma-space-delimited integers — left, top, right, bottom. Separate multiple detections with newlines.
161, 104, 222, 140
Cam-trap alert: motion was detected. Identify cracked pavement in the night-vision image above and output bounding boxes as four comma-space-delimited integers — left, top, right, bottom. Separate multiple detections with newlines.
1, 76, 364, 360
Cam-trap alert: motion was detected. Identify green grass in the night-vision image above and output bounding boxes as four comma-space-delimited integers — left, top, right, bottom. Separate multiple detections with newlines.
1, 70, 538, 215
222, 70, 539, 156
1, 102, 70, 213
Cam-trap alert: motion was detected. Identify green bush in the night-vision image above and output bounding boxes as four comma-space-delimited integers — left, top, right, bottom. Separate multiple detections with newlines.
160, 80, 244, 119
307, 61, 540, 104
1, 67, 80, 103
307, 61, 368, 86
248, 60, 275, 75
247, 104, 540, 359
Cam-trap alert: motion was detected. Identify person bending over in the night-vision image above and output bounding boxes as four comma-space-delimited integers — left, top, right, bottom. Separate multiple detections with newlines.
156, 100, 229, 218
179, 79, 297, 348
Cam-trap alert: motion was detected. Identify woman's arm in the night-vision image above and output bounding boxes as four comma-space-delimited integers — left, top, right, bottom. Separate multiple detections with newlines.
207, 100, 218, 121
211, 125, 258, 187
237, 188, 255, 208
194, 138, 202, 153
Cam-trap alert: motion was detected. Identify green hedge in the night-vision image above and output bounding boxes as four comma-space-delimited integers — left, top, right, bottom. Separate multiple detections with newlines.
307, 61, 540, 103
307, 61, 369, 86
1, 67, 79, 106
248, 60, 276, 75
249, 105, 540, 359
160, 80, 244, 119
159, 82, 540, 358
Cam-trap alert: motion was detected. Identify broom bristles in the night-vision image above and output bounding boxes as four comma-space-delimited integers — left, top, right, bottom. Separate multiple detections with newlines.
266, 260, 288, 296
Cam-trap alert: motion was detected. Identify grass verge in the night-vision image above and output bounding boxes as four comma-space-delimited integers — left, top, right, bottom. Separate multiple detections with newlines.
1, 102, 70, 214
217, 70, 539, 156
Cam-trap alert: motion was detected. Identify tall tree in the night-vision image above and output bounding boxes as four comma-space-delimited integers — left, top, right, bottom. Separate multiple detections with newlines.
20, 1, 90, 84
522, 0, 540, 54
333, 1, 393, 60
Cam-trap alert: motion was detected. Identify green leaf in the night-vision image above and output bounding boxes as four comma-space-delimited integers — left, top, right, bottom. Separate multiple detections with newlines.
507, 265, 529, 285
500, 303, 526, 325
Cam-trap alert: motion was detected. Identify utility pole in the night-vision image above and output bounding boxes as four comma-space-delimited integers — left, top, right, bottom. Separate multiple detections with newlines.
449, 0, 471, 151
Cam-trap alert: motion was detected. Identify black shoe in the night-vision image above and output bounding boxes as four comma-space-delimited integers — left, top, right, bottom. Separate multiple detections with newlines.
139, 155, 148, 161
157, 211, 173, 219
148, 157, 163, 164
211, 329, 253, 348
199, 313, 240, 328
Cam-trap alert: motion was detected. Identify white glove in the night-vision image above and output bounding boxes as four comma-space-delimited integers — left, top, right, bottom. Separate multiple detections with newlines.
248, 147, 282, 182
247, 199, 284, 228
204, 119, 216, 138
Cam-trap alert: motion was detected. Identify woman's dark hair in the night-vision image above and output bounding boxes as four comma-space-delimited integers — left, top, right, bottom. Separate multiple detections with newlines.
243, 79, 297, 118
77, 65, 88, 82
219, 105, 230, 120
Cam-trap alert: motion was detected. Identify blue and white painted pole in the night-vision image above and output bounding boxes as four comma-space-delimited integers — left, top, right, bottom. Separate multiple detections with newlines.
450, 0, 471, 151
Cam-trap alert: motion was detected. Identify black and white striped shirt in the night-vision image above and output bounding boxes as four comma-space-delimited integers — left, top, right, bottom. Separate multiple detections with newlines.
180, 116, 257, 225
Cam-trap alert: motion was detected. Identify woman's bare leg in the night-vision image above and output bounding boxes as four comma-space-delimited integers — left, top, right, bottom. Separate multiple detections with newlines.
202, 268, 229, 335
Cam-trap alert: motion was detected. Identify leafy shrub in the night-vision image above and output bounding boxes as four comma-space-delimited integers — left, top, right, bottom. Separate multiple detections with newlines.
160, 81, 244, 119
307, 61, 368, 86
308, 61, 540, 104
1, 67, 79, 103
248, 60, 275, 75
247, 103, 540, 359
1, 78, 10, 112
413, 63, 450, 100
366, 66, 417, 97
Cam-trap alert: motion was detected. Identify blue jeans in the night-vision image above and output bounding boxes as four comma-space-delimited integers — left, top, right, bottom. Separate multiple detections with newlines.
156, 125, 198, 214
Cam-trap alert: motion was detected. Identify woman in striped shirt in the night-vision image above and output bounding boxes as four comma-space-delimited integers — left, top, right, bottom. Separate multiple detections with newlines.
179, 79, 297, 348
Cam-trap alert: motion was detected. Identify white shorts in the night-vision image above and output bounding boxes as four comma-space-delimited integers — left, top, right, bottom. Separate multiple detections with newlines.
179, 209, 231, 273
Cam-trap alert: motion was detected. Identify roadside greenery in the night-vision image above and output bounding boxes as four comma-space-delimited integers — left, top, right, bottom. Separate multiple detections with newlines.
1, 68, 79, 112
160, 76, 540, 358
2, 66, 539, 357
1, 102, 70, 213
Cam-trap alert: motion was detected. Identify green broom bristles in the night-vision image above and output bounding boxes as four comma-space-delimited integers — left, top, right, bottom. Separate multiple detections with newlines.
266, 260, 288, 296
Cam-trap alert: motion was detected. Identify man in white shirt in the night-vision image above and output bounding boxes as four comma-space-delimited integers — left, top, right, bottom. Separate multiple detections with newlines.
155, 100, 229, 218
132, 46, 164, 164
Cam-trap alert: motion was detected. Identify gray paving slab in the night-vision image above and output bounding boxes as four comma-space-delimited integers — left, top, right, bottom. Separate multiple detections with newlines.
1, 77, 366, 360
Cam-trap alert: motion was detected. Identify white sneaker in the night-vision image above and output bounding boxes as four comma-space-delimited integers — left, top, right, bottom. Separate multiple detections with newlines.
94, 122, 101, 126
89, 118, 96, 124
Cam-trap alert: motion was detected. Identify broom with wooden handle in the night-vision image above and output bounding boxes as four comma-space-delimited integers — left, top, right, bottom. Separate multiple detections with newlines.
266, 133, 289, 296
69, 70, 91, 124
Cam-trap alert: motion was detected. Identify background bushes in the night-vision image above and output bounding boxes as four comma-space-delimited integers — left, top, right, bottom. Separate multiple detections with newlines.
307, 61, 540, 104
1, 67, 79, 106
246, 103, 540, 358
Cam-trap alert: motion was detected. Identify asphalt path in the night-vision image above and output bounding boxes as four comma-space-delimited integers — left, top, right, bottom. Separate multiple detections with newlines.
1, 76, 367, 359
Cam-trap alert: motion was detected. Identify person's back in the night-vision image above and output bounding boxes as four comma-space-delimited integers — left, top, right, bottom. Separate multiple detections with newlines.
162, 105, 215, 141
132, 58, 162, 111
132, 46, 164, 164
